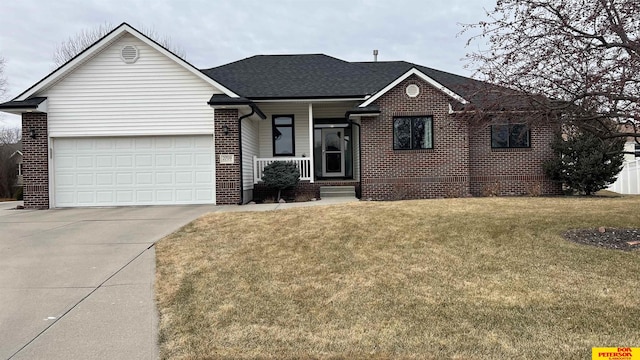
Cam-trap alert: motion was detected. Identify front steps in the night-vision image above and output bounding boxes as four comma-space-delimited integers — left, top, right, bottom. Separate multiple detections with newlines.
320, 186, 357, 199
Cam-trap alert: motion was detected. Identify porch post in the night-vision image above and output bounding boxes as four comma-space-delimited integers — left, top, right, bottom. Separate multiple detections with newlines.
308, 103, 314, 183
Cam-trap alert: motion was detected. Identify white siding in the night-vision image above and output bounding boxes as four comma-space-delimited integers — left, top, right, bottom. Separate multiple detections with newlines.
242, 118, 259, 190
313, 101, 358, 119
257, 103, 311, 158
42, 33, 220, 137
624, 142, 636, 163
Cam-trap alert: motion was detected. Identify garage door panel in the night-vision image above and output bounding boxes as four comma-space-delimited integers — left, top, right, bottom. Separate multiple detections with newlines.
54, 136, 215, 207
175, 138, 192, 148
175, 172, 192, 184
96, 140, 114, 150
57, 174, 75, 186
176, 189, 193, 201
96, 156, 113, 167
155, 138, 172, 148
96, 173, 114, 185
156, 172, 173, 184
175, 154, 192, 166
195, 153, 212, 166
136, 173, 153, 184
157, 190, 173, 202
56, 191, 75, 205
136, 190, 153, 202
135, 138, 153, 149
195, 171, 212, 183
196, 189, 213, 201
156, 154, 172, 167
116, 155, 133, 167
135, 154, 153, 167
77, 173, 94, 186
117, 173, 134, 185
115, 139, 133, 149
76, 156, 93, 168
96, 191, 114, 203
77, 192, 95, 204
116, 191, 134, 203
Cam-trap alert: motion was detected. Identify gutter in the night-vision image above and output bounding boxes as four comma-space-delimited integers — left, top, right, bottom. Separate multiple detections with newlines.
347, 119, 362, 196
237, 106, 256, 205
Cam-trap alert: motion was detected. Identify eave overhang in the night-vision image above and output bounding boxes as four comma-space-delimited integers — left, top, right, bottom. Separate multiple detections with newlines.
208, 94, 266, 119
0, 97, 48, 115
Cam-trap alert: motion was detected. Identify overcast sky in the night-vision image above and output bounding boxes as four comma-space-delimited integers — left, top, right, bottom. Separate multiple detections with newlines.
0, 0, 495, 129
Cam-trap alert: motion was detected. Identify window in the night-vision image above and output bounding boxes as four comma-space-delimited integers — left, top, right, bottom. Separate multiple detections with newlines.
491, 124, 530, 148
273, 115, 295, 156
393, 116, 433, 150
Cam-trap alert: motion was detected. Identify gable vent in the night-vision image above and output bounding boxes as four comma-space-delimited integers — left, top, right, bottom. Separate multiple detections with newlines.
406, 84, 420, 98
120, 45, 139, 64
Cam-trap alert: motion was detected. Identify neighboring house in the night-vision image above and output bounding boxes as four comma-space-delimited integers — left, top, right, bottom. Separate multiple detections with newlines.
10, 150, 23, 187
0, 23, 561, 209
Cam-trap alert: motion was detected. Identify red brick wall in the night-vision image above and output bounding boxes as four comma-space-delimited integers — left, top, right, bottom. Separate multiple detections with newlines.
468, 123, 563, 196
214, 109, 241, 204
22, 112, 49, 209
360, 75, 470, 200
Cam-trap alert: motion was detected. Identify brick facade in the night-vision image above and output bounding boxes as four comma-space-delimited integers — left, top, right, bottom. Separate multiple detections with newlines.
361, 75, 470, 200
22, 112, 49, 209
359, 75, 561, 200
468, 123, 563, 196
214, 109, 241, 204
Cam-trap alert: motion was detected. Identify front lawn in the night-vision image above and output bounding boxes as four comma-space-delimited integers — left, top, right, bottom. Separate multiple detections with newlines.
156, 197, 640, 359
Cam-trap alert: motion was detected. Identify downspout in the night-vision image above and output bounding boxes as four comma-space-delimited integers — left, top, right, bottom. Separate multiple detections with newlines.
237, 106, 256, 205
347, 119, 362, 197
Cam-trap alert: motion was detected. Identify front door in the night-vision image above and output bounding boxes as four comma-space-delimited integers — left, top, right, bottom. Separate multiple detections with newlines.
321, 128, 345, 177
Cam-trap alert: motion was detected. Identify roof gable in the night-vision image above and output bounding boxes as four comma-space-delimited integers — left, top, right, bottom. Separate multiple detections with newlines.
15, 23, 239, 101
358, 67, 468, 108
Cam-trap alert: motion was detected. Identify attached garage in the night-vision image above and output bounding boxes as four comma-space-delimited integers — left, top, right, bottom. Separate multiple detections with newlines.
53, 136, 215, 207
0, 24, 254, 209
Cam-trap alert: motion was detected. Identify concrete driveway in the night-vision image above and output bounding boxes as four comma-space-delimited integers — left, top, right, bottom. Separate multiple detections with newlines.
0, 202, 212, 360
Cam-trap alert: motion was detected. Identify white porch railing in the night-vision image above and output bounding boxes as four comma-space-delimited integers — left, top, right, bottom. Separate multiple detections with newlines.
608, 159, 640, 194
253, 156, 313, 183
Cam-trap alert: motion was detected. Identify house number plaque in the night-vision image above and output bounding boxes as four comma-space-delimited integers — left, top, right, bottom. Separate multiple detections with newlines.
219, 154, 235, 164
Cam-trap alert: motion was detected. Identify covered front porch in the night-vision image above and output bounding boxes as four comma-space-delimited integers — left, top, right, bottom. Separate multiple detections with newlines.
242, 101, 367, 190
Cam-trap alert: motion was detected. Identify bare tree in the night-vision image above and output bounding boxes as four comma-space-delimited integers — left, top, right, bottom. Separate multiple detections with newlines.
0, 56, 6, 100
0, 127, 21, 198
462, 0, 640, 140
53, 22, 186, 67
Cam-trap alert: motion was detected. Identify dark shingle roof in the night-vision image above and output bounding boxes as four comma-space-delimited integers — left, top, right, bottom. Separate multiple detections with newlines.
201, 54, 516, 109
202, 54, 388, 99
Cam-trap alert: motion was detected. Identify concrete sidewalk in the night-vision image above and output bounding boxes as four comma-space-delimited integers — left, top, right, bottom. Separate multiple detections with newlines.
0, 197, 357, 359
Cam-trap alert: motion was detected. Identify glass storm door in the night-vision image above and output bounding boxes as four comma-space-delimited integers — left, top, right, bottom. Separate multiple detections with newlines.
322, 128, 345, 177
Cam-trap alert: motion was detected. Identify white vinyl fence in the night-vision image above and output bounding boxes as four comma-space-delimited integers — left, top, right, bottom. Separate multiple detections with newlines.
608, 159, 640, 194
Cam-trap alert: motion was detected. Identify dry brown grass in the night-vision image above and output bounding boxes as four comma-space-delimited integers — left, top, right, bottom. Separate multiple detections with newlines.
156, 197, 640, 359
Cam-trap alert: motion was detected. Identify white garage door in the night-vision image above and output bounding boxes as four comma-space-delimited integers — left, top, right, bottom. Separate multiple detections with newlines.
53, 136, 215, 207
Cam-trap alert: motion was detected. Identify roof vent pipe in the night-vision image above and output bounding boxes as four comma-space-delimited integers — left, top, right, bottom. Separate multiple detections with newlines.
373, 49, 378, 62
